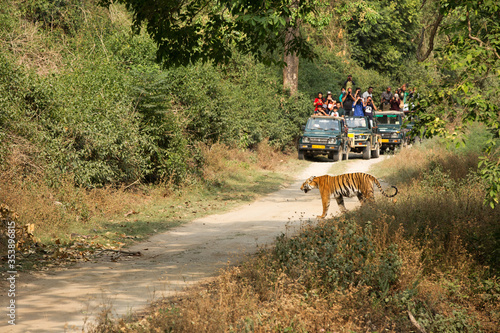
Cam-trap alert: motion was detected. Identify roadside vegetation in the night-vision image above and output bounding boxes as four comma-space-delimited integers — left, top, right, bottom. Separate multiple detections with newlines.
92, 126, 499, 332
0, 0, 312, 267
0, 0, 498, 331
0, 0, 392, 264
1, 140, 305, 270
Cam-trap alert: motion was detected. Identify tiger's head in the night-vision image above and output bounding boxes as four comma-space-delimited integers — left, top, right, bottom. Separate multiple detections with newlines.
300, 176, 317, 193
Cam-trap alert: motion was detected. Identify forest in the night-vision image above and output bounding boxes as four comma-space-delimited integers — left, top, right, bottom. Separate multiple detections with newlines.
0, 0, 499, 331
0, 0, 498, 193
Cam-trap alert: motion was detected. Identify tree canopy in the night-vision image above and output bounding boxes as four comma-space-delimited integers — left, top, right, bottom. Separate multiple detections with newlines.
339, 0, 421, 72
101, 0, 329, 67
99, 0, 499, 206
412, 0, 500, 207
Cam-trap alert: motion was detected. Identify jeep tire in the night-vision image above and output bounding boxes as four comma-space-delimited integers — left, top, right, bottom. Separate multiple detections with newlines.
331, 147, 341, 162
371, 142, 380, 158
298, 150, 305, 160
363, 141, 371, 160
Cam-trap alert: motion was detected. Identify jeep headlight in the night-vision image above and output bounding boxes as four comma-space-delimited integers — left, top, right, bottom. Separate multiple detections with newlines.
302, 137, 310, 143
327, 138, 336, 144
355, 134, 365, 140
390, 133, 400, 139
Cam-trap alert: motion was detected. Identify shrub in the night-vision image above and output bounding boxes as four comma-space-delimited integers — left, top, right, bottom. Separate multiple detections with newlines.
20, 0, 85, 34
274, 219, 402, 297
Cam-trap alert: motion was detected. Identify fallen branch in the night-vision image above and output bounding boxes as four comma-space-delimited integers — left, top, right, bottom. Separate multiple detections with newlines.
408, 311, 427, 333
95, 249, 142, 257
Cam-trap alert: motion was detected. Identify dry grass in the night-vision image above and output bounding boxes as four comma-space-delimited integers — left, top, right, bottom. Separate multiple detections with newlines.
91, 257, 382, 332
90, 137, 500, 333
376, 144, 480, 185
255, 139, 285, 170
6, 20, 65, 75
0, 139, 295, 243
197, 142, 252, 183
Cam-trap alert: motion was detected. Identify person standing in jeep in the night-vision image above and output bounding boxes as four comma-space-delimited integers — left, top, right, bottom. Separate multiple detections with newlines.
362, 86, 373, 102
343, 74, 355, 91
364, 96, 377, 124
336, 101, 345, 118
314, 92, 325, 112
342, 87, 355, 116
380, 86, 393, 111
353, 88, 365, 117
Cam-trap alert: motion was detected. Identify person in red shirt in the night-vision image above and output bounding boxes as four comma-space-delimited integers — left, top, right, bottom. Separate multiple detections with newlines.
314, 92, 325, 111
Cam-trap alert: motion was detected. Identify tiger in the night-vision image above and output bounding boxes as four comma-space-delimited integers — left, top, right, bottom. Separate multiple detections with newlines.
300, 172, 398, 218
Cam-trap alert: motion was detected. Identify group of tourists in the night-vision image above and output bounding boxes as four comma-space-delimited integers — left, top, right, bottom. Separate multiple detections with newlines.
313, 74, 419, 119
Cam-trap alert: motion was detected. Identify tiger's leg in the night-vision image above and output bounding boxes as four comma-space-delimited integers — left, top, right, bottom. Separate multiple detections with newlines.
335, 196, 347, 213
361, 186, 375, 203
318, 192, 331, 218
357, 193, 365, 204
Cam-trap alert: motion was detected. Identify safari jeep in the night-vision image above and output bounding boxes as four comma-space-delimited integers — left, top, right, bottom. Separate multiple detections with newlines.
298, 116, 350, 161
374, 111, 406, 150
345, 116, 382, 160
402, 112, 421, 145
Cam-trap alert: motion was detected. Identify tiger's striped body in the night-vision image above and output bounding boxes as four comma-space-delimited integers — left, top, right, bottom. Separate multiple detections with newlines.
300, 172, 398, 218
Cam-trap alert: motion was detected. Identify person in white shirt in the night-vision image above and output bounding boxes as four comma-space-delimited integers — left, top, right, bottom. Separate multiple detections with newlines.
331, 107, 340, 117
362, 86, 373, 102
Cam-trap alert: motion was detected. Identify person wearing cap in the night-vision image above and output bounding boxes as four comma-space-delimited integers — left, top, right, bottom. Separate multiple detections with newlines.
326, 98, 335, 115
343, 74, 355, 91
326, 91, 334, 102
381, 86, 393, 111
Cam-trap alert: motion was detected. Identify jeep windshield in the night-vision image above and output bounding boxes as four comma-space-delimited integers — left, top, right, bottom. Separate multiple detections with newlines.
375, 115, 402, 127
306, 118, 341, 131
345, 117, 367, 129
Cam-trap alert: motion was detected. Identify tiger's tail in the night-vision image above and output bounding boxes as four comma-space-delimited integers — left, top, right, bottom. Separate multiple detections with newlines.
373, 177, 398, 198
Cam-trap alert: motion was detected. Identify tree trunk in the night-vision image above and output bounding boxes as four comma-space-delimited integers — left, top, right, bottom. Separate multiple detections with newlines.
283, 46, 299, 95
283, 1, 299, 96
283, 33, 299, 95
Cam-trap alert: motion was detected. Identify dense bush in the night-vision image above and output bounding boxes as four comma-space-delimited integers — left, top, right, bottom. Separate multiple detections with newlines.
274, 219, 402, 298
20, 0, 86, 34
299, 50, 392, 101
0, 1, 311, 188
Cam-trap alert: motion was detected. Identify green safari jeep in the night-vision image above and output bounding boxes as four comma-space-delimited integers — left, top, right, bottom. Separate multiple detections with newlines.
297, 116, 350, 161
345, 116, 382, 160
373, 111, 406, 150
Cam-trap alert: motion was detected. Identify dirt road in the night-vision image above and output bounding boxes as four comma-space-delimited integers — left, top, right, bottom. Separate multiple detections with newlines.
2, 156, 386, 332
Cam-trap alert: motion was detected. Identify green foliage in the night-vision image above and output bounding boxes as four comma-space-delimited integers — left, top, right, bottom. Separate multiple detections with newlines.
0, 1, 311, 188
106, 29, 158, 70
338, 0, 421, 72
130, 70, 195, 184
411, 306, 481, 333
20, 0, 85, 34
101, 0, 330, 67
274, 219, 402, 296
298, 52, 391, 100
131, 55, 311, 151
411, 0, 500, 207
